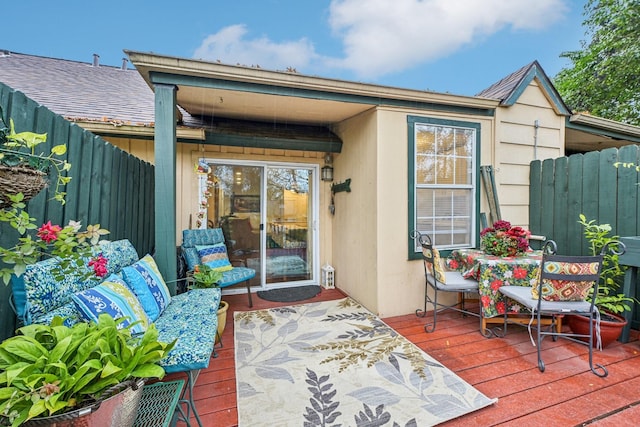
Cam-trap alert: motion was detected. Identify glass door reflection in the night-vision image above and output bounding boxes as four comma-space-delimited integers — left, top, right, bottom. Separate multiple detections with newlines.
209, 164, 263, 288
265, 167, 312, 285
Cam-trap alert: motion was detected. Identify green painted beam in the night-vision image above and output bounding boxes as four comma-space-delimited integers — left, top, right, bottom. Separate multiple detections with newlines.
154, 84, 178, 292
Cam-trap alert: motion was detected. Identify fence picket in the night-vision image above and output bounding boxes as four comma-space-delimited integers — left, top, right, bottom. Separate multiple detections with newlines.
0, 84, 154, 340
529, 145, 640, 255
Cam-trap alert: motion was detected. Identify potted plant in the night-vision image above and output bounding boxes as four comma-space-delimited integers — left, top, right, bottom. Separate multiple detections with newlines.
0, 106, 71, 206
480, 220, 530, 257
0, 314, 175, 426
190, 264, 228, 343
567, 215, 635, 347
0, 109, 108, 286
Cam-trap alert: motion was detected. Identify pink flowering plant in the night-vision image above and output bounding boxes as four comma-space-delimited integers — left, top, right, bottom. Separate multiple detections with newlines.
0, 193, 109, 285
480, 220, 530, 257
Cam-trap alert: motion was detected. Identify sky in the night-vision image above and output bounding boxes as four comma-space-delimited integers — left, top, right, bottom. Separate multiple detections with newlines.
3, 0, 588, 96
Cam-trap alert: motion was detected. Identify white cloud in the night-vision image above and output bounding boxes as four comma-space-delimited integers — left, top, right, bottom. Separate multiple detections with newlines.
192, 24, 317, 71
192, 0, 568, 79
328, 0, 569, 78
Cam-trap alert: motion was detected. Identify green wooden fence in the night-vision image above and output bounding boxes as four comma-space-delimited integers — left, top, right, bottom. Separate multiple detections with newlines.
529, 144, 640, 254
529, 144, 640, 330
0, 84, 155, 340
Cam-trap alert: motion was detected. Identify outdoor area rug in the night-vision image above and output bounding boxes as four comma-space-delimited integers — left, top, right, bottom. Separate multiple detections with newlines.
256, 285, 321, 302
234, 297, 497, 426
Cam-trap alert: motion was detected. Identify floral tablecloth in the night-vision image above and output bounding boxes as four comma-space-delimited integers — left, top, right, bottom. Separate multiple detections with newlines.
447, 249, 542, 318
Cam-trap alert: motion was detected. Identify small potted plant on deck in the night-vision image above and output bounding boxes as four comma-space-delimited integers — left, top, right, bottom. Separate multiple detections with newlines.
566, 215, 635, 347
190, 264, 228, 343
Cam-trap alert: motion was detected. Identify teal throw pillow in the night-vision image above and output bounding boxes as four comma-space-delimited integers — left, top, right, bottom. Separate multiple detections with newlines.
122, 254, 172, 322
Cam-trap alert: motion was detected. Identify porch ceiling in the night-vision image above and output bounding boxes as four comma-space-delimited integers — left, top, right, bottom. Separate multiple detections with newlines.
566, 114, 640, 154
125, 50, 497, 129
176, 85, 372, 126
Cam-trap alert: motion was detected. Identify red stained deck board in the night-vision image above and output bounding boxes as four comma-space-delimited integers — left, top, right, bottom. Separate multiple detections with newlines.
185, 288, 640, 427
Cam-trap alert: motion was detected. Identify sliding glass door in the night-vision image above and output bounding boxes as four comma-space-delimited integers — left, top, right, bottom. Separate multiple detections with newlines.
265, 167, 313, 285
205, 161, 315, 289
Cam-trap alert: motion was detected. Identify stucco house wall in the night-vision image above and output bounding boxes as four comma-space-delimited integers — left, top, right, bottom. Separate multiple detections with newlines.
331, 109, 379, 312
373, 108, 496, 317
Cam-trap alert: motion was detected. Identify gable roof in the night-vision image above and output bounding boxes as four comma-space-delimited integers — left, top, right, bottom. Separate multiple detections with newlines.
476, 60, 571, 115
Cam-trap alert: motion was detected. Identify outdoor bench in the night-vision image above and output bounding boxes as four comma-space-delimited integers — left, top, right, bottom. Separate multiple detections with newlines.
10, 239, 220, 426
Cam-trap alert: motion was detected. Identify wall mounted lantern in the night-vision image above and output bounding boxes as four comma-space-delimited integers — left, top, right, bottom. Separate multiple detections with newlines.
321, 153, 334, 182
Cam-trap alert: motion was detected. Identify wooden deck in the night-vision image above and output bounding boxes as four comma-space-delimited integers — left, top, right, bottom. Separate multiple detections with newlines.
167, 288, 640, 426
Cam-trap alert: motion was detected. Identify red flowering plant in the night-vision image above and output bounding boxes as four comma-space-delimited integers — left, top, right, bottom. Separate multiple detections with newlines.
480, 220, 530, 257
0, 193, 109, 285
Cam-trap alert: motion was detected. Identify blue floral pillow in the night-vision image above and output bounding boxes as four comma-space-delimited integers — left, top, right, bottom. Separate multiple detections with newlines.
122, 255, 172, 322
72, 275, 149, 335
196, 243, 233, 272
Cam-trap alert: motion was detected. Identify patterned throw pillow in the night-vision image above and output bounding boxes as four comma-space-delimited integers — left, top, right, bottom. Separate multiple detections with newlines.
72, 275, 150, 335
531, 260, 598, 301
196, 243, 233, 272
122, 255, 172, 322
422, 246, 447, 284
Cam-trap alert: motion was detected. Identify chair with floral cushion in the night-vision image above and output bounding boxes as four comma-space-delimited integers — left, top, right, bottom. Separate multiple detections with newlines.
411, 231, 481, 333
181, 228, 256, 307
498, 239, 625, 377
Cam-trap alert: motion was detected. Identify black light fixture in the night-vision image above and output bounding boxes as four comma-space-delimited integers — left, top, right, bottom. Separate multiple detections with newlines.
321, 153, 334, 182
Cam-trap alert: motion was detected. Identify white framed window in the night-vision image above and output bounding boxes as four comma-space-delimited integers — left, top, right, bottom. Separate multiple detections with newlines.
408, 116, 479, 258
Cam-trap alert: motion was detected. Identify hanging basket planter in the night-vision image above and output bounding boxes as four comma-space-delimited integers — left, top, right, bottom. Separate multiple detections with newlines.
0, 164, 48, 207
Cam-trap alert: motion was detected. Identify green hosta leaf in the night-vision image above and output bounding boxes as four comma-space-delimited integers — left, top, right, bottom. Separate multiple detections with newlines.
80, 376, 120, 396
71, 367, 101, 394
5, 363, 34, 386
0, 336, 48, 362
47, 336, 72, 363
131, 363, 166, 379
0, 346, 20, 368
43, 396, 69, 416
0, 386, 18, 399
100, 359, 123, 379
27, 397, 48, 420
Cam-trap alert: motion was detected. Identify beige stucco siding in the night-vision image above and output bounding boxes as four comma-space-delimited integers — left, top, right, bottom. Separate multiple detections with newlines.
103, 82, 564, 319
331, 110, 379, 312
328, 105, 493, 318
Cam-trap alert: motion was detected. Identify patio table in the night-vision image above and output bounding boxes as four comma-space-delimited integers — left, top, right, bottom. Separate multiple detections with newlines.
447, 249, 548, 335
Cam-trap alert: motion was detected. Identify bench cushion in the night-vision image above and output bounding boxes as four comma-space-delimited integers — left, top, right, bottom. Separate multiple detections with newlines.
13, 239, 139, 325
155, 288, 221, 373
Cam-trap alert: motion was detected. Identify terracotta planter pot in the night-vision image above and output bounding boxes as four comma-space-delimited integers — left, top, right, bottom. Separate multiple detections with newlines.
216, 300, 229, 344
567, 312, 628, 348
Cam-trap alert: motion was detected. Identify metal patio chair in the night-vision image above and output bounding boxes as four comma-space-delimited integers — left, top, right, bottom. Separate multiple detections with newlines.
498, 239, 625, 377
411, 231, 481, 333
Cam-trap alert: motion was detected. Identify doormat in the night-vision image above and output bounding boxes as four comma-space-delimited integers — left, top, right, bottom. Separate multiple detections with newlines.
257, 285, 321, 303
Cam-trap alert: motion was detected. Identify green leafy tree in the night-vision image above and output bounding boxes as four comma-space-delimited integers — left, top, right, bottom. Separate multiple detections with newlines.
554, 0, 640, 126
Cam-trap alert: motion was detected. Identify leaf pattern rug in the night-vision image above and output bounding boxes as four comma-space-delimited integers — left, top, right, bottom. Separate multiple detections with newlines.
234, 298, 497, 426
